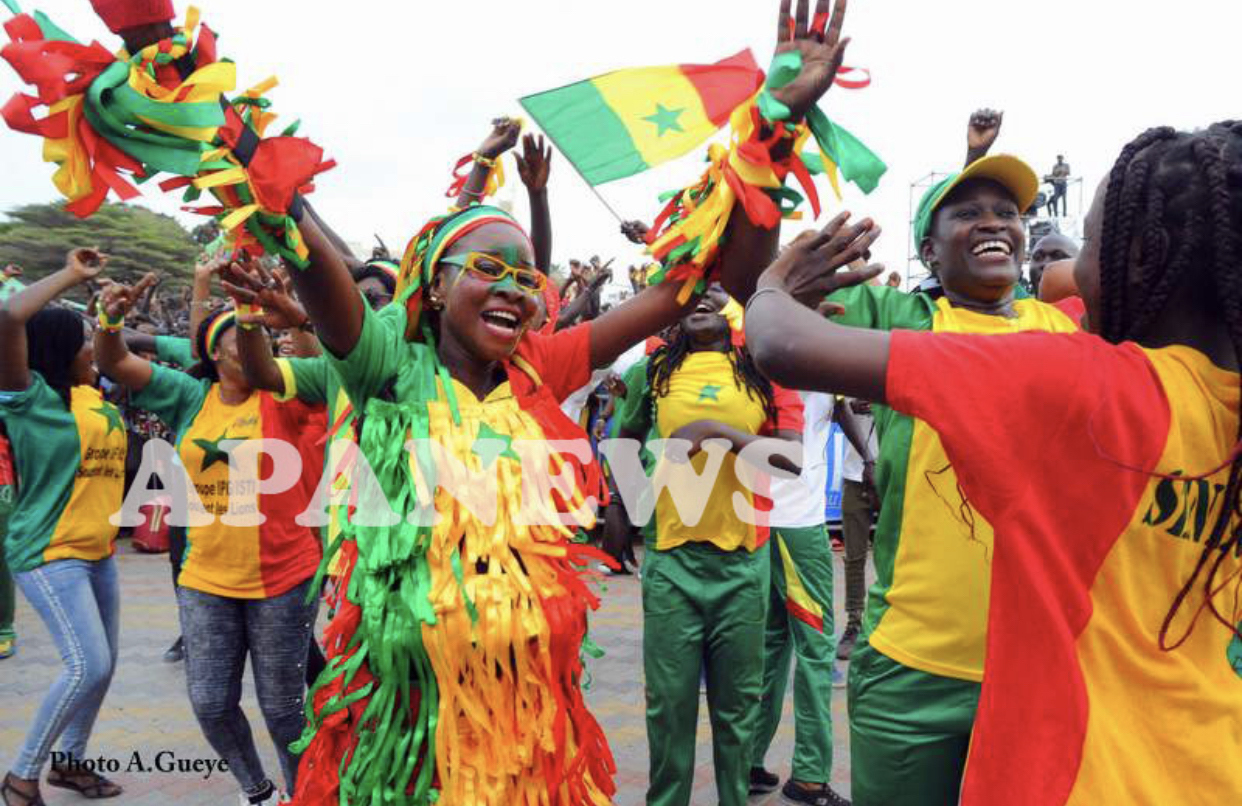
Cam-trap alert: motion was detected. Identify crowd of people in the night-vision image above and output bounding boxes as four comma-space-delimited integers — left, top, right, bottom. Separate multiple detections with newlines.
1, 1, 1240, 806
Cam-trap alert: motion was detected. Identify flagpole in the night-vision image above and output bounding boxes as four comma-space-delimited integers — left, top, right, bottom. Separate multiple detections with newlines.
586, 183, 626, 225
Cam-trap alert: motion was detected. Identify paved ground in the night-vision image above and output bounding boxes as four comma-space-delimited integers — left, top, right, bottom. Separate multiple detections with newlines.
1, 539, 858, 804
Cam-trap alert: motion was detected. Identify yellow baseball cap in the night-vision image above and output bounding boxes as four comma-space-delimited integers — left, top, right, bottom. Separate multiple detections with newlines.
913, 154, 1039, 263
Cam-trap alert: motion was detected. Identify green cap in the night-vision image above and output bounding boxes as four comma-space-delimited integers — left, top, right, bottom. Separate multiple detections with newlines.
913, 154, 1039, 267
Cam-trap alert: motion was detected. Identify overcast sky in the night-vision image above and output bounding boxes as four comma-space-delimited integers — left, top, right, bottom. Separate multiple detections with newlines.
2, 0, 1239, 291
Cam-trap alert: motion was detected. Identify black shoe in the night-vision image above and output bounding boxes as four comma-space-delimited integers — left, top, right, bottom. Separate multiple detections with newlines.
835, 621, 861, 661
780, 779, 851, 805
163, 636, 184, 664
749, 767, 780, 795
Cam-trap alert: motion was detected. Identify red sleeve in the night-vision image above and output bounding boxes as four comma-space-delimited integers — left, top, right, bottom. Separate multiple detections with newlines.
886, 329, 1162, 519
513, 321, 593, 403
762, 384, 805, 436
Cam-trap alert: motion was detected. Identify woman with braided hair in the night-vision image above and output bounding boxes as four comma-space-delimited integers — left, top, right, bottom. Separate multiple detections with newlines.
743, 121, 1242, 805
612, 285, 812, 806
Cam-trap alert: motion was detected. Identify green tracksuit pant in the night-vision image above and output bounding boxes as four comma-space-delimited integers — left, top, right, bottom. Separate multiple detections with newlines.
643, 541, 769, 806
848, 641, 981, 806
751, 524, 836, 783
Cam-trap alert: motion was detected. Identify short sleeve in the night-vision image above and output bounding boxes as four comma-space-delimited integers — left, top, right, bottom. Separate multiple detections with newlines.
275, 356, 329, 405
614, 358, 652, 438
886, 329, 1120, 516
0, 373, 57, 413
763, 384, 805, 436
324, 302, 406, 408
130, 363, 210, 435
827, 284, 935, 331
515, 322, 593, 403
155, 335, 194, 369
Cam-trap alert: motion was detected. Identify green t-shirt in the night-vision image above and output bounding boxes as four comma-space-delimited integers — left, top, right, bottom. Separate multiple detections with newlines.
0, 375, 126, 572
155, 335, 194, 369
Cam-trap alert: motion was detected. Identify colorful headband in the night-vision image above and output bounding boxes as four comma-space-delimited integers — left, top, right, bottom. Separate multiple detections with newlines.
203, 309, 237, 357
395, 205, 532, 298
366, 259, 400, 285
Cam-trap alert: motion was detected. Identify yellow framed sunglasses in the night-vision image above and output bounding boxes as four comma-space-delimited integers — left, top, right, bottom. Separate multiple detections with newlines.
440, 252, 547, 294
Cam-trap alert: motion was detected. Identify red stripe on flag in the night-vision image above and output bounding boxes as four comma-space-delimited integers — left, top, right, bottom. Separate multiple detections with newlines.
679, 49, 764, 127
786, 599, 825, 633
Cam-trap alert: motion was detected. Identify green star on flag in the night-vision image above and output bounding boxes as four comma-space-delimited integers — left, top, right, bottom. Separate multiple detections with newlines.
643, 103, 685, 137
93, 403, 124, 435
698, 384, 722, 402
472, 423, 520, 468
193, 433, 237, 472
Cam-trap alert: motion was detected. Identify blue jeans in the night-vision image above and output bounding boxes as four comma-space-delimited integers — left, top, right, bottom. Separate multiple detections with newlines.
177, 578, 317, 796
10, 557, 120, 779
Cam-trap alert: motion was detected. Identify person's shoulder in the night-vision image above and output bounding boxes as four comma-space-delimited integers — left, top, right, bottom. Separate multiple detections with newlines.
1014, 298, 1081, 332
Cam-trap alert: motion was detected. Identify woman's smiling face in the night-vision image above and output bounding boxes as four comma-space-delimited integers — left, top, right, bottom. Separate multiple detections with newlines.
433, 222, 540, 364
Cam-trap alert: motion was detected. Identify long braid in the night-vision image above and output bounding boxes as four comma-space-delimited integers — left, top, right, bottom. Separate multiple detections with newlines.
1099, 123, 1242, 647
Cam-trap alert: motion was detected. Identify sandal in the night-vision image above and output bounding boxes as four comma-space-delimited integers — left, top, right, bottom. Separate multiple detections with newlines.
46, 763, 122, 799
1, 773, 44, 806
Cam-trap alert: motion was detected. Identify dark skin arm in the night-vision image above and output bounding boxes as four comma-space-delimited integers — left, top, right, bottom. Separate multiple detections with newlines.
586, 280, 695, 369
0, 249, 106, 391
95, 280, 159, 393
515, 133, 554, 273
220, 260, 308, 394
303, 201, 365, 274
288, 215, 364, 359
455, 118, 521, 210
718, 0, 851, 302
835, 399, 877, 493
668, 419, 803, 474
744, 214, 891, 402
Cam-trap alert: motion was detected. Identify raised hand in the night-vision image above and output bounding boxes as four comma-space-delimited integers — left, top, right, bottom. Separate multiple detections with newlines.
2, 264, 22, 280
620, 220, 650, 245
477, 117, 522, 160
98, 272, 158, 319
770, 0, 850, 121
194, 251, 230, 282
966, 108, 1004, 166
66, 247, 108, 282
758, 212, 882, 306
515, 133, 552, 192
221, 258, 310, 330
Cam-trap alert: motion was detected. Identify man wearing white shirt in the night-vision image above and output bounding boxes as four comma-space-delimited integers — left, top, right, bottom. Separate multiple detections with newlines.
750, 391, 848, 805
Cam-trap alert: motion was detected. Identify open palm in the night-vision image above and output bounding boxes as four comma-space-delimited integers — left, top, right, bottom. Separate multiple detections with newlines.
769, 0, 850, 120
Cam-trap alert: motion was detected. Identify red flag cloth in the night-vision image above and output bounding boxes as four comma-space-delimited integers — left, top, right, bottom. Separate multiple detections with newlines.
88, 0, 175, 33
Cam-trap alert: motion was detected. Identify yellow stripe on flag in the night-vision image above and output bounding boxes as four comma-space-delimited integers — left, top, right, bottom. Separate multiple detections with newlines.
591, 67, 716, 169
778, 536, 824, 624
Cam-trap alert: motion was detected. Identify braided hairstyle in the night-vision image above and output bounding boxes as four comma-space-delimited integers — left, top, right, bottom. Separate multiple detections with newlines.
1097, 122, 1242, 647
647, 326, 776, 424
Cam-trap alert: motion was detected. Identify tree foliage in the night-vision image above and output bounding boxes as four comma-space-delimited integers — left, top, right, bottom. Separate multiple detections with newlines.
0, 201, 201, 301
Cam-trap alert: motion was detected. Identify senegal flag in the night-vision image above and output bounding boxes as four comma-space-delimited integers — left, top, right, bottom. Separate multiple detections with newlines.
520, 50, 764, 185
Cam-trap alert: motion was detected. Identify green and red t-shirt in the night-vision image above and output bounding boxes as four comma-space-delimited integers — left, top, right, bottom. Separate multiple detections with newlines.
133, 364, 327, 598
887, 330, 1242, 806
0, 375, 126, 572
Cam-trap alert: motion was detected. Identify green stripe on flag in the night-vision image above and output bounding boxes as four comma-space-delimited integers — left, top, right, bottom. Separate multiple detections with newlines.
520, 80, 649, 186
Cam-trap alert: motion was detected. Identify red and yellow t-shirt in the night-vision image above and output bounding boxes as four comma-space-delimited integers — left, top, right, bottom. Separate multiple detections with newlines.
134, 364, 326, 599
888, 330, 1242, 806
0, 377, 125, 572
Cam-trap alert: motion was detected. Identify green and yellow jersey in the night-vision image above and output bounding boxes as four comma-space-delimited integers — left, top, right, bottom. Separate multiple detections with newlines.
830, 284, 1078, 681
0, 375, 126, 572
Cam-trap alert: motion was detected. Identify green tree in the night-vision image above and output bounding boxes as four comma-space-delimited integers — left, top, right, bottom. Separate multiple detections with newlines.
0, 201, 201, 302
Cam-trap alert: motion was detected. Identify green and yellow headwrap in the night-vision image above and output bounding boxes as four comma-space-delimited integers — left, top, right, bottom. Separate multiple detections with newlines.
395, 205, 533, 299
201, 309, 237, 358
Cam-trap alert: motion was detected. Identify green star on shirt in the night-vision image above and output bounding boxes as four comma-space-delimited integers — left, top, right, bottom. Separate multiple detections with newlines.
472, 423, 520, 468
92, 403, 124, 435
698, 384, 723, 402
643, 103, 685, 137
193, 432, 237, 472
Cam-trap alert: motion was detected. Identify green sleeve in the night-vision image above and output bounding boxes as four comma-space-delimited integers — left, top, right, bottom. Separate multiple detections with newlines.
324, 302, 406, 408
826, 284, 937, 331
155, 335, 195, 369
131, 363, 210, 436
613, 358, 653, 438
274, 356, 330, 405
